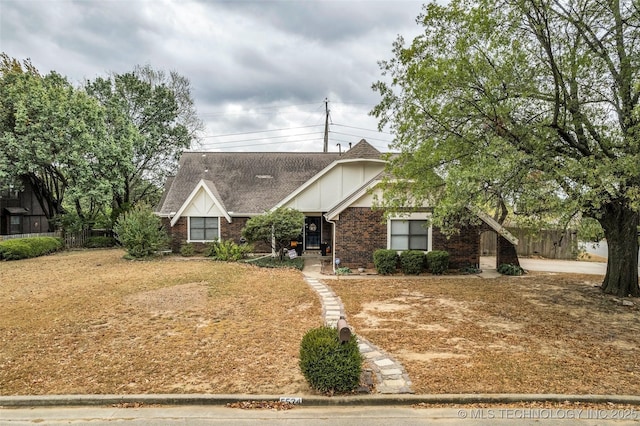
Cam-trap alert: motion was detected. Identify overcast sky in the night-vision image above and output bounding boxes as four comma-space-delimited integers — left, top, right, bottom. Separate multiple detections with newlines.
0, 0, 425, 153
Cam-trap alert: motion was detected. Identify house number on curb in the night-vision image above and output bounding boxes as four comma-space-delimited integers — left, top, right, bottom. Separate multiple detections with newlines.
279, 397, 303, 404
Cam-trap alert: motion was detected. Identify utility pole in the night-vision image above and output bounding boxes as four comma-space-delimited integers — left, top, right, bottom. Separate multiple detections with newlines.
323, 98, 329, 152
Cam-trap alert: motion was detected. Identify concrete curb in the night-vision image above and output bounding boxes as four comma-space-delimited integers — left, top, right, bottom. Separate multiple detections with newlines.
2, 394, 640, 408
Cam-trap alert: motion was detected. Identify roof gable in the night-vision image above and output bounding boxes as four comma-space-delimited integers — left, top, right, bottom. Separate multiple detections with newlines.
340, 139, 383, 159
170, 179, 231, 226
276, 159, 386, 211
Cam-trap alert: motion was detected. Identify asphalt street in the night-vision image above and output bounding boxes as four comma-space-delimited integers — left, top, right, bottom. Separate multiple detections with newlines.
3, 405, 640, 425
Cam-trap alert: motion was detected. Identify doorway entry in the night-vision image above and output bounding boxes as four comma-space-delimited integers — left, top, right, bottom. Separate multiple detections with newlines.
305, 216, 321, 250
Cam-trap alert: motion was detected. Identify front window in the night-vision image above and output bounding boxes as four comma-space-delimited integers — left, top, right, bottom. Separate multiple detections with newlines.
189, 217, 219, 241
9, 215, 22, 234
390, 219, 428, 251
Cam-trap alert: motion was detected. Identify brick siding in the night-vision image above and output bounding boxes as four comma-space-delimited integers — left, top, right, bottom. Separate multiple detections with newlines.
334, 207, 483, 270
333, 207, 387, 269
163, 216, 271, 253
432, 225, 482, 269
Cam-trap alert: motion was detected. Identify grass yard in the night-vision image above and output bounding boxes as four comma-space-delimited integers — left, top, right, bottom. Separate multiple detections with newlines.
2, 249, 639, 397
0, 249, 321, 395
332, 274, 640, 395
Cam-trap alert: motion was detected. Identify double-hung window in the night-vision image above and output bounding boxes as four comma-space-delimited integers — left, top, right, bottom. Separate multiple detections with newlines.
189, 217, 219, 242
389, 217, 430, 251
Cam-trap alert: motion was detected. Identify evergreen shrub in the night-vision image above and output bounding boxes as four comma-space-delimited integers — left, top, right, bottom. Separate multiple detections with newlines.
426, 250, 449, 275
113, 204, 169, 258
400, 250, 426, 275
0, 237, 63, 260
373, 249, 398, 275
498, 263, 525, 276
299, 326, 363, 394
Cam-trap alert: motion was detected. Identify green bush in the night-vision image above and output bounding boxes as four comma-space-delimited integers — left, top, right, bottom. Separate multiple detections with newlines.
400, 250, 426, 275
113, 204, 169, 259
498, 263, 525, 276
335, 267, 352, 275
426, 250, 449, 275
299, 326, 363, 394
180, 243, 196, 257
373, 249, 398, 275
459, 264, 482, 274
207, 239, 252, 261
246, 256, 304, 270
84, 236, 116, 248
0, 237, 63, 260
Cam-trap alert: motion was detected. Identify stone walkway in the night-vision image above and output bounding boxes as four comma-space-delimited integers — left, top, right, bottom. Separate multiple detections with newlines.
302, 275, 413, 394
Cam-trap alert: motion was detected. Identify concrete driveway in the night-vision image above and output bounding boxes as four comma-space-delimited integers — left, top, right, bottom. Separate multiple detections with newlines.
485, 257, 640, 276
518, 258, 608, 275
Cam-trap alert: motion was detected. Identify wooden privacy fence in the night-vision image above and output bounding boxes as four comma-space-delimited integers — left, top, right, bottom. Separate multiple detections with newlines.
481, 228, 578, 260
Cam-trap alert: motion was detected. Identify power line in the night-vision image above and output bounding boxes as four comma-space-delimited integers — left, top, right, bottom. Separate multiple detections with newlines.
329, 130, 393, 143
194, 137, 325, 150
200, 131, 324, 147
332, 123, 392, 135
201, 124, 323, 139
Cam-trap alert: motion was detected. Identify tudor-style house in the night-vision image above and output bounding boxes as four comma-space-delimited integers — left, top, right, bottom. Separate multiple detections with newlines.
156, 140, 518, 270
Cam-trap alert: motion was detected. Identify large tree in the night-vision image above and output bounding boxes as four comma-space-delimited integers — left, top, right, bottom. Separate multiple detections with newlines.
85, 65, 203, 215
0, 54, 120, 230
372, 0, 640, 296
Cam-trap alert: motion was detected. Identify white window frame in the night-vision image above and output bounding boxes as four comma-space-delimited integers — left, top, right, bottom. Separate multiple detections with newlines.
188, 216, 220, 242
387, 213, 432, 252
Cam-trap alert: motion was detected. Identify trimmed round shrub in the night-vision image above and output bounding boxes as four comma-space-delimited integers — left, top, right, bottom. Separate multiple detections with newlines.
299, 326, 363, 394
373, 249, 398, 275
426, 250, 449, 275
400, 250, 426, 275
498, 263, 525, 276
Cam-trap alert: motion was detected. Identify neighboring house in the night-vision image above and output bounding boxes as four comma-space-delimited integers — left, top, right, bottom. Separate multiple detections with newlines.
0, 180, 49, 236
156, 139, 518, 271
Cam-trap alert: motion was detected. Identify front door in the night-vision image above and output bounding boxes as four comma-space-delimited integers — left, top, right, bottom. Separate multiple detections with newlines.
305, 216, 321, 250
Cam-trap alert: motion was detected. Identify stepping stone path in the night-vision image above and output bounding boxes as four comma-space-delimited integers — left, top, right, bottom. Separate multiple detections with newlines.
303, 276, 414, 394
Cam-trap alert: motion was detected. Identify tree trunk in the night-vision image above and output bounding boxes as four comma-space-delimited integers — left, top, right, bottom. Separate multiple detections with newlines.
599, 203, 639, 297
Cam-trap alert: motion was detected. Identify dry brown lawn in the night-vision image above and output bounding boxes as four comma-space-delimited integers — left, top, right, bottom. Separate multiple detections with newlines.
0, 249, 321, 395
2, 250, 639, 397
332, 273, 640, 395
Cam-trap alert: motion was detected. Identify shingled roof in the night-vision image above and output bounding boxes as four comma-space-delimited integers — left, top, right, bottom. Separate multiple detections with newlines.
157, 140, 383, 216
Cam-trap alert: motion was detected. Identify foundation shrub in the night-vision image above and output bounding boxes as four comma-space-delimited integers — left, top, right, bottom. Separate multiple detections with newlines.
400, 250, 426, 275
373, 249, 398, 275
426, 250, 449, 275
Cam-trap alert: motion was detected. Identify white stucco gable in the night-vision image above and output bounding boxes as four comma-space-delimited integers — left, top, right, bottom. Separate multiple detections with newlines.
275, 159, 386, 212
170, 179, 231, 226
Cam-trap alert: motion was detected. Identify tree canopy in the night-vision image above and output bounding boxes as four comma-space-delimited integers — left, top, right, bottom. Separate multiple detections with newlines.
242, 208, 304, 260
0, 54, 201, 231
372, 0, 639, 296
85, 65, 203, 215
0, 54, 119, 229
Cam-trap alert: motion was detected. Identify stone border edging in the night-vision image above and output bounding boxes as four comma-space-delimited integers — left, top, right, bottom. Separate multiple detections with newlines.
303, 276, 413, 394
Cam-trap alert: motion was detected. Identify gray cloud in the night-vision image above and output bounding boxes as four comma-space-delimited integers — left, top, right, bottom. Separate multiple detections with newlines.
1, 0, 424, 152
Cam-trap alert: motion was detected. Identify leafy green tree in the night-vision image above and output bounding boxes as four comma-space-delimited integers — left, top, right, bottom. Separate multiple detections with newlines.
113, 203, 168, 258
242, 208, 304, 260
85, 65, 203, 213
0, 54, 120, 230
372, 0, 640, 297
